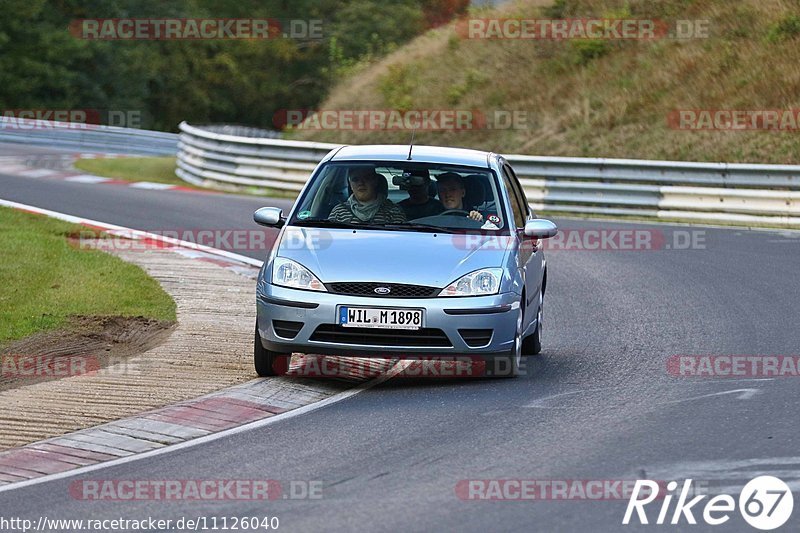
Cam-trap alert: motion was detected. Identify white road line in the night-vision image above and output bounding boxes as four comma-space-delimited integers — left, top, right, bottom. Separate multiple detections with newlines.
707, 378, 775, 383
0, 165, 30, 174
128, 182, 177, 190
0, 198, 262, 267
64, 175, 112, 184
18, 169, 56, 178
664, 388, 761, 403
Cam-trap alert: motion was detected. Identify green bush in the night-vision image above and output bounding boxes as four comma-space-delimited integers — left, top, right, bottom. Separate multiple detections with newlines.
378, 64, 417, 111
570, 40, 610, 65
0, 0, 467, 132
766, 15, 800, 43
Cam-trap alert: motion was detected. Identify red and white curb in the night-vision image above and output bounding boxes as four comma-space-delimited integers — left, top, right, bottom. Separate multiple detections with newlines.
0, 361, 405, 490
0, 153, 209, 193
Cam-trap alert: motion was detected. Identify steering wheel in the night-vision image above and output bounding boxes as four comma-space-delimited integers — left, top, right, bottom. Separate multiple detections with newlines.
439, 209, 470, 216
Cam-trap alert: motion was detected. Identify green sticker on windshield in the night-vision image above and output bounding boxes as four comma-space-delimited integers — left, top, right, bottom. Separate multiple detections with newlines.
297, 210, 312, 219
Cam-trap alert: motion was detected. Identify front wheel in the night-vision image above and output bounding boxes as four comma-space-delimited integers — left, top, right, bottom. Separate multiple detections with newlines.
521, 290, 543, 356
493, 308, 522, 378
254, 324, 290, 377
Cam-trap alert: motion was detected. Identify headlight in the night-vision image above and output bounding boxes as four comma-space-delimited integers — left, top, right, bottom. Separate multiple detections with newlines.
272, 257, 326, 292
439, 268, 503, 297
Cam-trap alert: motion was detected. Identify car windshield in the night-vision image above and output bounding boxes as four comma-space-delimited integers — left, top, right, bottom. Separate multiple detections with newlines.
290, 161, 507, 233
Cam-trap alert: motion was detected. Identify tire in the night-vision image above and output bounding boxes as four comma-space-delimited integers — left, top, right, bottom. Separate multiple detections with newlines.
493, 307, 522, 378
254, 324, 290, 377
521, 290, 543, 356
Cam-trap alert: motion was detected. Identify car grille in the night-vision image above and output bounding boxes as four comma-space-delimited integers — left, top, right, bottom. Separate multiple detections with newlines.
310, 325, 452, 347
458, 329, 493, 348
326, 282, 439, 298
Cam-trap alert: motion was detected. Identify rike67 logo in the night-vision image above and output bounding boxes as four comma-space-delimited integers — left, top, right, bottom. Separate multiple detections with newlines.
623, 476, 794, 530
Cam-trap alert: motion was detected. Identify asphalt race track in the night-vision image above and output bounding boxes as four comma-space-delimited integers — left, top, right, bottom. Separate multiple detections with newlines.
1, 142, 798, 531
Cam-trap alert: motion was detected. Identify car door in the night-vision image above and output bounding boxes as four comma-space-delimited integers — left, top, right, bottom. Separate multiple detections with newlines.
501, 162, 543, 333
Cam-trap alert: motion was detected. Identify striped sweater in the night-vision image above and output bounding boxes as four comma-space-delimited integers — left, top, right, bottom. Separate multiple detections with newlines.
328, 199, 407, 224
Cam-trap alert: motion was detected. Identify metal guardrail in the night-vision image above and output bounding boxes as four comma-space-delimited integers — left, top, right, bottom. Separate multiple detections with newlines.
177, 121, 800, 226
176, 122, 336, 192
0, 117, 178, 156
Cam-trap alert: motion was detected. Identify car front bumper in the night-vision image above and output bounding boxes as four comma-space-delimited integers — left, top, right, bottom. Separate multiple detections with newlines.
256, 283, 520, 358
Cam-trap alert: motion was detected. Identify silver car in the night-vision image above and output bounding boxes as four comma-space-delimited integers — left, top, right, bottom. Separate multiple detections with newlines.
253, 145, 558, 377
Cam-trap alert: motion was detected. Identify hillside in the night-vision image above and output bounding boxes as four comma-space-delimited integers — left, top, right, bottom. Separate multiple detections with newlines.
292, 0, 800, 163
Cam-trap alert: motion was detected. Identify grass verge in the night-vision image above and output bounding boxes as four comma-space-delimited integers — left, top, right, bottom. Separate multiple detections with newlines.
0, 206, 176, 343
74, 157, 186, 187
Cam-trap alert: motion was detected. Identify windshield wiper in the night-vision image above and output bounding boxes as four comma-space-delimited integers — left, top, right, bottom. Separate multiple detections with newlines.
381, 223, 457, 234
293, 219, 458, 234
292, 219, 385, 230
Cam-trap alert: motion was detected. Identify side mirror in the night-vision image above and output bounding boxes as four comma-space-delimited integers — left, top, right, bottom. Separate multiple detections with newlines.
524, 219, 558, 239
253, 207, 284, 227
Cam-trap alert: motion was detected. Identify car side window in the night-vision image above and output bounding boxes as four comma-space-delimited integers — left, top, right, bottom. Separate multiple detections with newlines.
504, 164, 530, 219
502, 165, 525, 228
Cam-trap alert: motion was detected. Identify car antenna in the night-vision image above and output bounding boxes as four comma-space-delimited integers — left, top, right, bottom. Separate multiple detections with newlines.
407, 128, 416, 160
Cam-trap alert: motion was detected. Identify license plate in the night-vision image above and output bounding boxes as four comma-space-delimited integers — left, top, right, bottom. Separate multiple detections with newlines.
339, 306, 423, 330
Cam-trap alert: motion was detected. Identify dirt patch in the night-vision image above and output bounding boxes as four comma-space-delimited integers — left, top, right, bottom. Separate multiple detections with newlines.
0, 316, 175, 393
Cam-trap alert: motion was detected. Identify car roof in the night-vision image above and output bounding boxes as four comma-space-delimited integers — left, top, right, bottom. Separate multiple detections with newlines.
328, 145, 493, 168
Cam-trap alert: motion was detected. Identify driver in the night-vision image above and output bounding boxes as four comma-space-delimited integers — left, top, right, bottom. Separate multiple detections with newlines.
435, 172, 483, 222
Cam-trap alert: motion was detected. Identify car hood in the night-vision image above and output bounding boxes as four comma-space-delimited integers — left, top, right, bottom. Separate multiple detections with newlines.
277, 227, 511, 288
